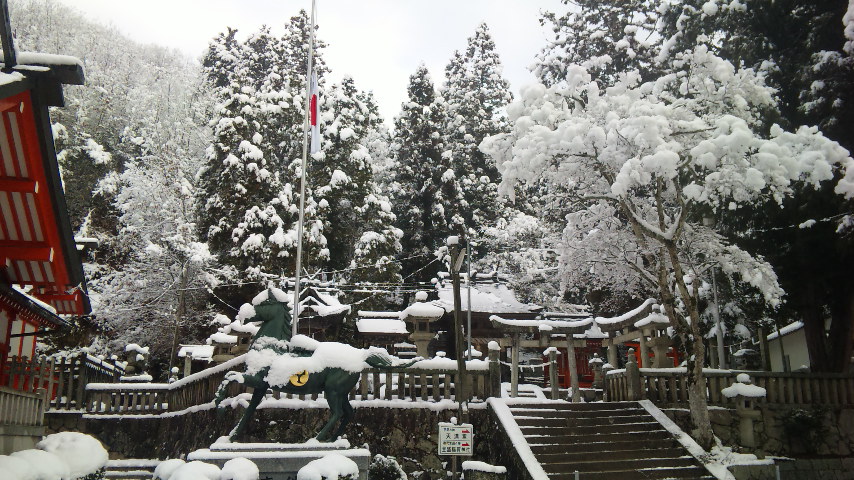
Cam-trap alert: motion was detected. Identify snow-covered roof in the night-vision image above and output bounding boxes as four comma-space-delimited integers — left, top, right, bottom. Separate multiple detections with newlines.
3, 52, 83, 67
400, 301, 445, 320
490, 314, 608, 339
208, 332, 238, 344
12, 284, 57, 314
433, 283, 541, 314
355, 318, 409, 335
307, 303, 350, 317
766, 321, 804, 341
357, 310, 401, 318
178, 345, 215, 361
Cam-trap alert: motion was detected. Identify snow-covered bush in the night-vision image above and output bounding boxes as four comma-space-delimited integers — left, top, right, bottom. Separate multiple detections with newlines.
368, 454, 407, 480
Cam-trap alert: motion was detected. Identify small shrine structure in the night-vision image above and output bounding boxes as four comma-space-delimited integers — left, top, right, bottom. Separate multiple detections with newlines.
431, 271, 543, 358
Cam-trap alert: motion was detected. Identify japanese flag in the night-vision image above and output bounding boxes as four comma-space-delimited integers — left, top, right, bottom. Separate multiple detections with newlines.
310, 71, 321, 154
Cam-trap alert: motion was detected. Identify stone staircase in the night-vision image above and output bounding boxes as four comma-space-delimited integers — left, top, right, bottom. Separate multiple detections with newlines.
103, 459, 160, 480
508, 401, 716, 479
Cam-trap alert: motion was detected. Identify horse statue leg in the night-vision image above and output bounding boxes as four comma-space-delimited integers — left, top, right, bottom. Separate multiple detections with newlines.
331, 393, 354, 440
315, 387, 345, 442
229, 383, 268, 441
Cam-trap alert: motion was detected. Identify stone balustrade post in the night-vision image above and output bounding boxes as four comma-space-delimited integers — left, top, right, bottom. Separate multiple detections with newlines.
488, 341, 501, 398
589, 353, 604, 389
548, 348, 559, 400
602, 363, 614, 401
626, 348, 641, 401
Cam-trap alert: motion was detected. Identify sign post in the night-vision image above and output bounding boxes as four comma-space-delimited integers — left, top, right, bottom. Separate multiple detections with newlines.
439, 422, 474, 480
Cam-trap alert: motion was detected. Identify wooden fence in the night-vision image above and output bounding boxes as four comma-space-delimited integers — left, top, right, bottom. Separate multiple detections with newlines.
86, 355, 245, 414
2, 353, 126, 410
606, 367, 854, 407
84, 352, 501, 415
0, 385, 45, 427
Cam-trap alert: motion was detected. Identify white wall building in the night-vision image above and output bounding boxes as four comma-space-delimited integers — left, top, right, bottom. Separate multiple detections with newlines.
767, 321, 810, 372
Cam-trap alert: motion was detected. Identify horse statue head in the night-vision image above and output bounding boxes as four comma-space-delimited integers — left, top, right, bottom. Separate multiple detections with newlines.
250, 288, 293, 343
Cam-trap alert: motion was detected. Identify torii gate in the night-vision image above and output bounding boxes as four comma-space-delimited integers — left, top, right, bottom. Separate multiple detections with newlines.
491, 299, 673, 402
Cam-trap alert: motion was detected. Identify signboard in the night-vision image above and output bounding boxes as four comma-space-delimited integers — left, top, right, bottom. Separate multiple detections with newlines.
438, 423, 473, 456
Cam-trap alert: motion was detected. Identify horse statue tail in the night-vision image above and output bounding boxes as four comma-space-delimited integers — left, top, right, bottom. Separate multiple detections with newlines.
365, 349, 421, 369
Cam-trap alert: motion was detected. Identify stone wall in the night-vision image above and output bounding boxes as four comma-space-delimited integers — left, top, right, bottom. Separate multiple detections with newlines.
663, 405, 854, 457
46, 406, 491, 479
730, 458, 854, 480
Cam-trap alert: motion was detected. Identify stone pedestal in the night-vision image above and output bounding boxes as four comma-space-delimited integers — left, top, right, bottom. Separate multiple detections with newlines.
187, 439, 370, 480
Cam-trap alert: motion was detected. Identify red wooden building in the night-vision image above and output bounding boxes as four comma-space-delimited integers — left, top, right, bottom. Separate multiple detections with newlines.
0, 50, 87, 374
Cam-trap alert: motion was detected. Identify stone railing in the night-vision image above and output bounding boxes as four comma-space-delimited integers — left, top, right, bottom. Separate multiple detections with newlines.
85, 350, 503, 415
606, 365, 854, 406
0, 385, 46, 427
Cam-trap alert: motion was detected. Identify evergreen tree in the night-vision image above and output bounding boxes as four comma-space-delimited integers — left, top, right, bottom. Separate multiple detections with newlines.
196, 20, 329, 305
201, 27, 241, 89
441, 23, 514, 235
535, 0, 662, 86
392, 64, 464, 283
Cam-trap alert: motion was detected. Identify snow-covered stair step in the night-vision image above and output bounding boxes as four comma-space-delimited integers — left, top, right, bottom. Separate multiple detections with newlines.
546, 466, 715, 480
504, 401, 716, 479
104, 459, 159, 480
529, 437, 679, 454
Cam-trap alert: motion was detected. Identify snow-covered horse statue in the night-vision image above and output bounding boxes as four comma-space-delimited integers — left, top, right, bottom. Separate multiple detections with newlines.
214, 288, 414, 441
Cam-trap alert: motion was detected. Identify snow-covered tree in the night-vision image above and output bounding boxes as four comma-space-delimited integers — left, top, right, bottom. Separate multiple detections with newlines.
391, 64, 464, 282
482, 45, 854, 448
12, 1, 214, 367
440, 23, 514, 234
311, 77, 403, 309
653, 0, 854, 372
535, 0, 662, 86
196, 19, 330, 305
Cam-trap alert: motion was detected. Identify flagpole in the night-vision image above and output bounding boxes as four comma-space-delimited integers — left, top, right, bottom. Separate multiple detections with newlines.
293, 0, 316, 335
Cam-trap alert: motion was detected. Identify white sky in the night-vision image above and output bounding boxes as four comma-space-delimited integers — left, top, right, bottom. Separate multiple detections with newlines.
57, 0, 560, 123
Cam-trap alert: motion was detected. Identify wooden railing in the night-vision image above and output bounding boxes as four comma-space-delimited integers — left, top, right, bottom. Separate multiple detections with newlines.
606, 367, 854, 406
86, 355, 245, 414
2, 353, 126, 410
0, 385, 46, 427
354, 365, 492, 402
85, 351, 502, 415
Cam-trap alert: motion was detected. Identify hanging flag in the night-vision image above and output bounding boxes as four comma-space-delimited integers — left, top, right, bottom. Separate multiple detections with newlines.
310, 71, 321, 153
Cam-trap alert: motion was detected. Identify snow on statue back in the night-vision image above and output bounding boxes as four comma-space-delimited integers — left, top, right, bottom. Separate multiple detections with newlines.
214, 288, 417, 442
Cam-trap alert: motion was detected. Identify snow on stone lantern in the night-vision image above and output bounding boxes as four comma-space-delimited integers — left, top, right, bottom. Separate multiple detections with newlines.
588, 352, 605, 389
123, 343, 149, 375
400, 291, 445, 357
722, 373, 766, 451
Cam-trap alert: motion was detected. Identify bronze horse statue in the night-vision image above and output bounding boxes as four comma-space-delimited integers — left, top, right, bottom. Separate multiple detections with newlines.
214, 290, 414, 441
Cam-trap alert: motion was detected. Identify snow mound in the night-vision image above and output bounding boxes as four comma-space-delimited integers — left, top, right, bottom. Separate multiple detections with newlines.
296, 453, 358, 480
0, 455, 35, 480
9, 449, 70, 480
220, 458, 259, 480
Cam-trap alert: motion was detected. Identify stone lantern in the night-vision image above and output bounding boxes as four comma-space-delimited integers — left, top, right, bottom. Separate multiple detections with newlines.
589, 353, 605, 389
722, 373, 766, 452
